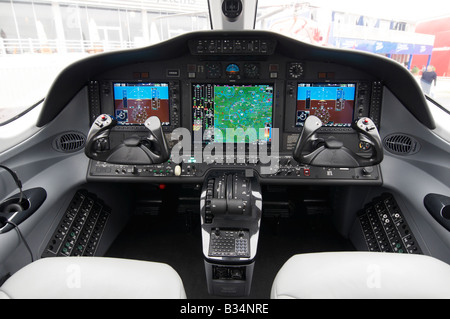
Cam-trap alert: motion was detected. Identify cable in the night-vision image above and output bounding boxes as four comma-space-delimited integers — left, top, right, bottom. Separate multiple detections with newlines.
0, 165, 33, 263
0, 218, 34, 263
0, 164, 26, 204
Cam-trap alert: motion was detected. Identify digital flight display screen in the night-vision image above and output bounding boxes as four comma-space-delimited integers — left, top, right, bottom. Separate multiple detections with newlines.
192, 84, 274, 144
295, 83, 356, 127
113, 82, 170, 126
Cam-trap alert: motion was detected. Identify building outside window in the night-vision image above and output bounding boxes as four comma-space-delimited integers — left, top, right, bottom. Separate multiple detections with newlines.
0, 0, 449, 124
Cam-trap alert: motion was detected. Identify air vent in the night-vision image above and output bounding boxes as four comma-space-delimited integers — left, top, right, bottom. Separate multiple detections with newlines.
52, 132, 86, 153
383, 134, 420, 155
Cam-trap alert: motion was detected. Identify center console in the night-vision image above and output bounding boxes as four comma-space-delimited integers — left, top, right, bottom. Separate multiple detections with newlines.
200, 171, 262, 296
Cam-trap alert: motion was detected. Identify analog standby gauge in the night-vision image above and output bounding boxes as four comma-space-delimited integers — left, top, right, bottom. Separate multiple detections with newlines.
206, 63, 222, 79
226, 63, 240, 75
243, 63, 260, 79
288, 62, 305, 79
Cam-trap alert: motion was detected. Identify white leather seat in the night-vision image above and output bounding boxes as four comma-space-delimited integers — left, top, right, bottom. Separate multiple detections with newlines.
271, 252, 450, 299
0, 257, 186, 299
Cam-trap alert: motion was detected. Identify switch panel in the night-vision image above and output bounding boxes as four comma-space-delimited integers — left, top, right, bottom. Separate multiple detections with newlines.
42, 190, 110, 258
358, 193, 422, 254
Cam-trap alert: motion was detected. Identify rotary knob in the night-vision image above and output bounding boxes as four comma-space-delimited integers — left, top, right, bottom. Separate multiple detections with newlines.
174, 165, 181, 176
362, 166, 374, 176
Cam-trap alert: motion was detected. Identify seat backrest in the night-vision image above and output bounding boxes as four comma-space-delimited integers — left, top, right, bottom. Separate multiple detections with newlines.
271, 252, 450, 299
0, 257, 186, 299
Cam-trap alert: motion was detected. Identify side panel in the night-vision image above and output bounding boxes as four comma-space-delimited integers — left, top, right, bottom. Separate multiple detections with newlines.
349, 89, 450, 263
0, 89, 91, 277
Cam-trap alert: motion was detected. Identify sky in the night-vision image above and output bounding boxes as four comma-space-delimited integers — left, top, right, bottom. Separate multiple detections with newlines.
259, 0, 450, 22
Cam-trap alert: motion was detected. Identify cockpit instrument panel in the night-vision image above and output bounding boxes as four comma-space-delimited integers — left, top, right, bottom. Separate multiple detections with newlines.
85, 34, 384, 184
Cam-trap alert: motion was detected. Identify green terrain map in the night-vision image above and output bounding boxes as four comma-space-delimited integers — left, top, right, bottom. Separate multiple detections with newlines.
213, 85, 273, 143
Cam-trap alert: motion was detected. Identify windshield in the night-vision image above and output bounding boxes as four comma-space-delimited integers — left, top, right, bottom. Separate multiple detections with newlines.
1, 0, 450, 125
256, 0, 450, 111
0, 0, 210, 125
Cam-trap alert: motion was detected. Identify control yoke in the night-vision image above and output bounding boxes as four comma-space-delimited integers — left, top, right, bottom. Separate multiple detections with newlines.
85, 114, 170, 165
293, 115, 383, 168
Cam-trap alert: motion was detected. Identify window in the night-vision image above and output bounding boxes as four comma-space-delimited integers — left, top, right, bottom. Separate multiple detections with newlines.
0, 0, 210, 125
256, 0, 450, 111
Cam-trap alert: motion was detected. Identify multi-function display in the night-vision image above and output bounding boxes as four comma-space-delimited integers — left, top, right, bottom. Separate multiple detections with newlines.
192, 84, 274, 144
295, 83, 356, 127
113, 82, 170, 126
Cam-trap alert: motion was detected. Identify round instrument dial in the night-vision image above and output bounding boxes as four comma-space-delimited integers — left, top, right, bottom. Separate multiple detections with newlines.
226, 63, 240, 75
288, 62, 305, 79
206, 63, 222, 79
244, 63, 260, 79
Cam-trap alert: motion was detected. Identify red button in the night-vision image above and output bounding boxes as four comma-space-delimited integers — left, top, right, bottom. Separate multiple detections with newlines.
304, 169, 310, 176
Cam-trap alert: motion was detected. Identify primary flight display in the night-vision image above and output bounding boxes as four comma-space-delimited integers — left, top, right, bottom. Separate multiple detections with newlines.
113, 82, 170, 126
295, 83, 356, 127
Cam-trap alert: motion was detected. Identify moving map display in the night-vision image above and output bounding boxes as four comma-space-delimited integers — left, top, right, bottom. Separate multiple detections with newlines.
113, 82, 170, 126
192, 84, 274, 143
295, 83, 356, 127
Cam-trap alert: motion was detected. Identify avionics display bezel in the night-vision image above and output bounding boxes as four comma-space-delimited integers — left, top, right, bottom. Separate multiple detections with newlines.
113, 82, 171, 126
192, 83, 275, 145
295, 82, 356, 128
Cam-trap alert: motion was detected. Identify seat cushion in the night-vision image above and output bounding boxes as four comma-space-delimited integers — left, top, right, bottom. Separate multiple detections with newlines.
0, 257, 186, 299
271, 252, 450, 299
